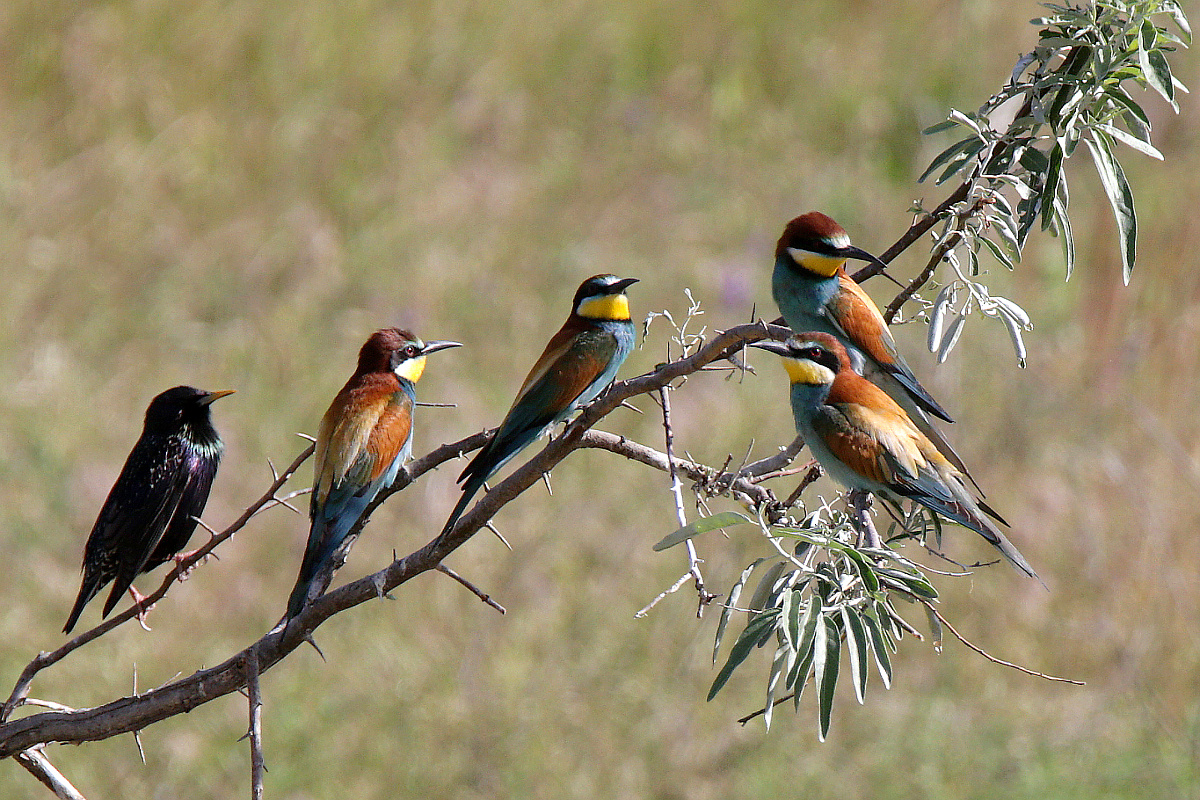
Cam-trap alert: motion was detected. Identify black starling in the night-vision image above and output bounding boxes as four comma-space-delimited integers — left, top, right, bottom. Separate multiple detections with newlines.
63, 386, 233, 634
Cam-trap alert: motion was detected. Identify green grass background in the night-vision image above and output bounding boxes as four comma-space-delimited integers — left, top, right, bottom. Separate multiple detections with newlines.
1, 0, 1198, 797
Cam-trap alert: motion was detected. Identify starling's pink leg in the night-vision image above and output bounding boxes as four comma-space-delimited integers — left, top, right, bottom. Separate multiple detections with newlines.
128, 586, 155, 631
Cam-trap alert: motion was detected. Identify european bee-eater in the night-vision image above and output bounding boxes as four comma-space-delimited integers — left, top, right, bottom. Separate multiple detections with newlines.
439, 274, 638, 540
285, 329, 461, 620
771, 212, 976, 480
752, 332, 1037, 581
64, 386, 233, 634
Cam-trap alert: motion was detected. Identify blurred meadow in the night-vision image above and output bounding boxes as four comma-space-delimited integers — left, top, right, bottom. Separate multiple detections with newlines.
1, 0, 1198, 797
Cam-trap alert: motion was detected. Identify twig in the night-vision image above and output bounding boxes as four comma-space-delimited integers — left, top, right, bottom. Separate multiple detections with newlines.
846, 489, 882, 549
635, 571, 696, 618
245, 650, 265, 800
924, 604, 1085, 685
882, 197, 986, 323
15, 749, 89, 800
435, 564, 506, 614
658, 386, 714, 617
737, 693, 795, 726
782, 463, 822, 509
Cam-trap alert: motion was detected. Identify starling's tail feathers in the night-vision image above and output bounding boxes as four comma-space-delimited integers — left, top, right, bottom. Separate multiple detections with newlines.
63, 575, 101, 634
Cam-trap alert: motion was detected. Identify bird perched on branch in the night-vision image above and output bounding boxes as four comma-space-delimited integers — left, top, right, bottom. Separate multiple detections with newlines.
439, 274, 638, 542
752, 332, 1038, 581
64, 386, 233, 634
771, 212, 973, 480
285, 329, 461, 621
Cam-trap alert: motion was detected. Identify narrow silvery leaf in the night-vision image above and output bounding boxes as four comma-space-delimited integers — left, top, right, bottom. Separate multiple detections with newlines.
992, 296, 1032, 329
1000, 311, 1028, 368
927, 283, 955, 353
924, 604, 943, 653
1010, 51, 1036, 84
936, 143, 983, 185
714, 558, 763, 663
1040, 143, 1064, 230
1147, 49, 1179, 111
653, 511, 753, 551
861, 608, 893, 689
937, 312, 967, 364
791, 643, 816, 712
709, 609, 779, 700
1105, 86, 1152, 130
1095, 123, 1163, 160
778, 589, 795, 649
1053, 195, 1075, 280
947, 108, 983, 134
816, 618, 841, 741
764, 644, 790, 730
788, 595, 822, 689
787, 587, 803, 648
748, 560, 787, 612
978, 235, 1015, 270
919, 137, 981, 183
841, 607, 870, 705
1139, 20, 1177, 109
1165, 1, 1191, 41
922, 119, 959, 136
1084, 132, 1137, 284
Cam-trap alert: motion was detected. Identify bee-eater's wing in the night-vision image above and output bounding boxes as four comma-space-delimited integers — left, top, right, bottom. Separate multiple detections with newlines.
442, 323, 626, 541
460, 323, 623, 487
815, 398, 1038, 581
829, 274, 954, 423
887, 459, 1040, 583
812, 401, 929, 489
863, 366, 980, 491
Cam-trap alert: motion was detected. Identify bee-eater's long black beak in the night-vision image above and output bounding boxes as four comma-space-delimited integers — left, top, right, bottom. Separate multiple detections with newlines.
840, 245, 891, 273
420, 340, 463, 356
749, 340, 793, 357
611, 277, 639, 293
199, 389, 236, 405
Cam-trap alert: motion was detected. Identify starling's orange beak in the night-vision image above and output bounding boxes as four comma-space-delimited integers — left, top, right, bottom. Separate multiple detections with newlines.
200, 389, 236, 405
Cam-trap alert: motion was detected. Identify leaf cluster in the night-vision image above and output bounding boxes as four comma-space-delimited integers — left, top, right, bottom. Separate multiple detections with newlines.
914, 0, 1188, 364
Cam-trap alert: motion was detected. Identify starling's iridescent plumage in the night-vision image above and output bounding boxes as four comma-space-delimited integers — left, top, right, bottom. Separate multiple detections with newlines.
752, 333, 1037, 581
63, 386, 232, 634
439, 274, 638, 541
285, 329, 461, 621
771, 212, 978, 482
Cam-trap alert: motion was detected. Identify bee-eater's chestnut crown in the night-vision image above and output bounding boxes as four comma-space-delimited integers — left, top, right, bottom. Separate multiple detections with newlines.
355, 328, 461, 384
776, 212, 852, 259
357, 328, 421, 374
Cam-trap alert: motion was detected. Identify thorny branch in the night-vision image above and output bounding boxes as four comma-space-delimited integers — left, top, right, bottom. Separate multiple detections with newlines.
0, 321, 792, 762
